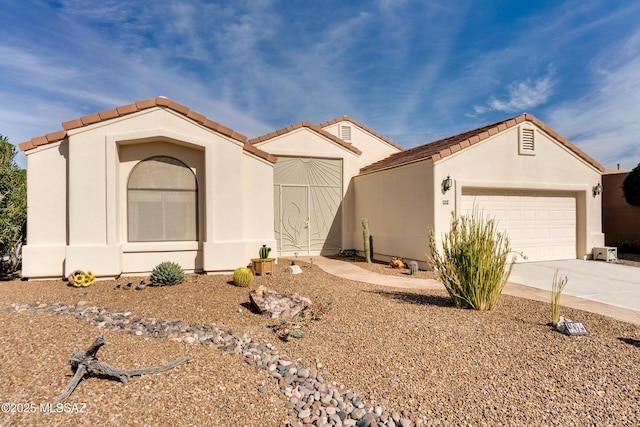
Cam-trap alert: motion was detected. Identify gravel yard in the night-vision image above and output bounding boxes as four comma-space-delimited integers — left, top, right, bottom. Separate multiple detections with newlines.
1, 259, 639, 426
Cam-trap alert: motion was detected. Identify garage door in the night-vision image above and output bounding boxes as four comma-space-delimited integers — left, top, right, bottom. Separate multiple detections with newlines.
461, 189, 576, 262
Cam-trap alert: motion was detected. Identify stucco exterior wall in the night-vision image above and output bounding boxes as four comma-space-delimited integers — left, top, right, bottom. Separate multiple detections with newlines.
353, 161, 435, 266
22, 107, 275, 278
321, 122, 401, 168
21, 141, 69, 278
603, 171, 640, 249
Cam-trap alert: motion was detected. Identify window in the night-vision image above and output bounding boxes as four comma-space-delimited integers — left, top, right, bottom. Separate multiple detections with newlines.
127, 156, 197, 241
519, 127, 536, 155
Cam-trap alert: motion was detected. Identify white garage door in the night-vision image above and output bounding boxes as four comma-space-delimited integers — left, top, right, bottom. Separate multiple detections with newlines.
461, 189, 576, 262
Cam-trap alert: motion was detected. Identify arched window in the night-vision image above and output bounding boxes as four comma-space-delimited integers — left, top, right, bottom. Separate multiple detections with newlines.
127, 156, 197, 242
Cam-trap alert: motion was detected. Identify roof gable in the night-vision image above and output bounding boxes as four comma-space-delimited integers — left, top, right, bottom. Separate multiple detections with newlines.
248, 121, 362, 155
359, 113, 605, 174
19, 97, 277, 164
317, 116, 404, 151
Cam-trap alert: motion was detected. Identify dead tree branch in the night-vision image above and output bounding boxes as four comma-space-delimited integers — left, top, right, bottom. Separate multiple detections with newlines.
54, 335, 189, 405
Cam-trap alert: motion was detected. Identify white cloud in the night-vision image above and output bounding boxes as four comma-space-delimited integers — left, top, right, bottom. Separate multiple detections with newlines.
545, 31, 640, 171
477, 72, 555, 114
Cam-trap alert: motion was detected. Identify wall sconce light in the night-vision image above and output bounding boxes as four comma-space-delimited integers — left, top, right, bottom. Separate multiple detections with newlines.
442, 175, 453, 193
592, 182, 603, 197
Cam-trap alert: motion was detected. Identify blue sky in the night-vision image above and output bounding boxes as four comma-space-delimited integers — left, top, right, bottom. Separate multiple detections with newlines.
2, 0, 639, 170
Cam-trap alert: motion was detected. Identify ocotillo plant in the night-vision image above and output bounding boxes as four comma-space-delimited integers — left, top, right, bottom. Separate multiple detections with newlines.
362, 218, 372, 263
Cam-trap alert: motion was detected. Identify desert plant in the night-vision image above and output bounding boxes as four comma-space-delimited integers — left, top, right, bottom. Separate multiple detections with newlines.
551, 269, 569, 327
362, 218, 372, 263
258, 244, 271, 259
232, 267, 254, 287
271, 298, 332, 341
408, 260, 419, 275
0, 135, 26, 277
149, 261, 185, 286
428, 207, 517, 311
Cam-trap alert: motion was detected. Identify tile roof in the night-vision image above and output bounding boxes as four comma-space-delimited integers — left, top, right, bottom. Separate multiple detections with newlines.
248, 121, 363, 155
317, 116, 405, 151
359, 113, 605, 174
18, 96, 277, 164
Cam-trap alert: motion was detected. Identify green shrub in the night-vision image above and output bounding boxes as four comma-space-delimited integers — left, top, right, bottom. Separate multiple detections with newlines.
0, 135, 26, 277
149, 261, 185, 286
428, 207, 517, 311
232, 267, 254, 287
622, 163, 640, 206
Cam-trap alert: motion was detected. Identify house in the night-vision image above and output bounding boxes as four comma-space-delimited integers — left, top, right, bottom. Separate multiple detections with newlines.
19, 99, 605, 279
354, 114, 605, 266
18, 97, 401, 279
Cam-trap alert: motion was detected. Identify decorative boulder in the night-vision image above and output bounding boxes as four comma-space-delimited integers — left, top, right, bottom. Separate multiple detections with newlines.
286, 264, 303, 274
249, 285, 311, 318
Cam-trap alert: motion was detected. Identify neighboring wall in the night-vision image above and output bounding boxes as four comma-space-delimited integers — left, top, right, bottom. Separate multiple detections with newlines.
603, 171, 640, 249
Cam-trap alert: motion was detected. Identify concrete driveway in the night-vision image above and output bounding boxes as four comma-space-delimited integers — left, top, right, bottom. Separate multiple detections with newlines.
509, 259, 640, 315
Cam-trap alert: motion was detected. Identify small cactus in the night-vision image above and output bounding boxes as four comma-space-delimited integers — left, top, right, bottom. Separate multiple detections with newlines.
408, 261, 419, 275
149, 261, 185, 286
362, 218, 372, 263
233, 267, 254, 287
259, 244, 271, 259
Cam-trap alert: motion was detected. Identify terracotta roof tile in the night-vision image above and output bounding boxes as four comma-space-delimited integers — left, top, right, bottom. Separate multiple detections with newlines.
46, 130, 67, 143
32, 135, 48, 147
81, 112, 102, 126
317, 116, 404, 151
186, 110, 206, 124
98, 108, 119, 121
359, 113, 605, 174
248, 121, 362, 155
19, 96, 266, 161
135, 98, 156, 109
116, 103, 138, 115
61, 118, 83, 131
18, 140, 34, 151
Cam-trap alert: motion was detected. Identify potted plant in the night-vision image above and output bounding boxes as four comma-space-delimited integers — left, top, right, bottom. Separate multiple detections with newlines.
259, 244, 271, 259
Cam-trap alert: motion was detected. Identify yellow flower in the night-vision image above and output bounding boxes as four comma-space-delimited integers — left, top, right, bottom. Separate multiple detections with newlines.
74, 274, 84, 287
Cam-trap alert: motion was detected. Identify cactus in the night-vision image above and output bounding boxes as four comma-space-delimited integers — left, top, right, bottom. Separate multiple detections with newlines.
408, 261, 419, 275
233, 267, 254, 287
362, 218, 372, 263
259, 244, 271, 259
149, 261, 185, 286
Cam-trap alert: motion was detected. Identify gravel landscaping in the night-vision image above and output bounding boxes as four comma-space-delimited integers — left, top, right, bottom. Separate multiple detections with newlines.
1, 259, 639, 426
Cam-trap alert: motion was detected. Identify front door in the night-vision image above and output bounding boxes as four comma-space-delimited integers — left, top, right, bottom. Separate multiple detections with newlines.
273, 157, 342, 255
276, 184, 310, 253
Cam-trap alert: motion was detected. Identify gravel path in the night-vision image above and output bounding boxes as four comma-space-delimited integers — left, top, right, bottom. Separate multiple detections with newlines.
1, 261, 639, 426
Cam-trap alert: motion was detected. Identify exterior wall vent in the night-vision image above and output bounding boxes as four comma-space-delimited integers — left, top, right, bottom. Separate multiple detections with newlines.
519, 127, 535, 155
340, 125, 352, 142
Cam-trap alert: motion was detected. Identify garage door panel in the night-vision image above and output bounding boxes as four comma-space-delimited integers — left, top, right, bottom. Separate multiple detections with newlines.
461, 189, 576, 262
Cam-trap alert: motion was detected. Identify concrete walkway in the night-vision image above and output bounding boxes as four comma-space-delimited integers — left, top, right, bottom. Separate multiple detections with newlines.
290, 256, 640, 326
